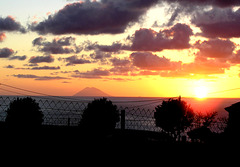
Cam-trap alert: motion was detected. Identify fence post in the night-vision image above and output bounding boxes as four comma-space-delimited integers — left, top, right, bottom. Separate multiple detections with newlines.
121, 110, 125, 130
68, 118, 70, 126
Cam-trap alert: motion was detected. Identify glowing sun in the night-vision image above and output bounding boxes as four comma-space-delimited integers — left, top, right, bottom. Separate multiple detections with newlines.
194, 86, 208, 99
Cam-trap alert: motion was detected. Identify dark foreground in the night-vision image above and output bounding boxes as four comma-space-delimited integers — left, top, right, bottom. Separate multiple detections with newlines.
1, 124, 238, 164
0, 122, 237, 148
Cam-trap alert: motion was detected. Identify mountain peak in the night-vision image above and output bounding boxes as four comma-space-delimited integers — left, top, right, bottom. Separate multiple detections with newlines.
73, 87, 110, 97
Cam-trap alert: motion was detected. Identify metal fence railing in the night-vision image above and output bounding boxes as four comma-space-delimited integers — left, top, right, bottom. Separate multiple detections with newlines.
0, 96, 227, 134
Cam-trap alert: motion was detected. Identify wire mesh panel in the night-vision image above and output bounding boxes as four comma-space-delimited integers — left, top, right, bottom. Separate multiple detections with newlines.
0, 96, 227, 134
0, 96, 17, 121
0, 96, 88, 126
122, 107, 161, 132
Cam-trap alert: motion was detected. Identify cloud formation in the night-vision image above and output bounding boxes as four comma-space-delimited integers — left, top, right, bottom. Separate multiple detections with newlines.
163, 0, 240, 8
87, 42, 123, 53
194, 39, 236, 59
72, 68, 110, 79
109, 57, 134, 75
12, 74, 68, 81
31, 0, 158, 35
33, 36, 81, 54
192, 8, 240, 38
0, 48, 14, 58
29, 55, 54, 64
30, 66, 60, 70
63, 55, 91, 66
130, 52, 182, 71
0, 16, 26, 33
9, 55, 27, 61
130, 23, 193, 51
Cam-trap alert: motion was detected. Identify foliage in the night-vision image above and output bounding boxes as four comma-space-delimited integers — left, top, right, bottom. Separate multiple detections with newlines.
79, 98, 120, 133
5, 97, 44, 128
154, 97, 195, 137
188, 111, 218, 143
194, 111, 218, 127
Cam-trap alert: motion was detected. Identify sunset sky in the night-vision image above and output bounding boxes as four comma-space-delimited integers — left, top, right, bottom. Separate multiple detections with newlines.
1, 0, 240, 98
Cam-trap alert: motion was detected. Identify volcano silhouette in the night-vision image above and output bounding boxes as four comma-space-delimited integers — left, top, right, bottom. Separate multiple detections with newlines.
73, 87, 110, 97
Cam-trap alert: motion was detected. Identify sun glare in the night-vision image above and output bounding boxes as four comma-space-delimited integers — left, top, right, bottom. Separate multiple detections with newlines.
194, 86, 208, 99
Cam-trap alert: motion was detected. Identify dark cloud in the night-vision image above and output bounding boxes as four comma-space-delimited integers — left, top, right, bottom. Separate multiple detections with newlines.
87, 42, 123, 53
31, 0, 158, 35
0, 32, 6, 42
130, 23, 193, 51
33, 36, 81, 54
109, 57, 135, 75
63, 55, 91, 66
89, 51, 111, 64
9, 55, 27, 61
0, 16, 26, 33
110, 57, 131, 67
130, 52, 182, 71
33, 36, 75, 46
29, 55, 54, 63
12, 74, 68, 81
163, 0, 240, 8
0, 48, 14, 58
109, 66, 136, 76
90, 51, 111, 60
32, 36, 44, 46
160, 0, 240, 28
24, 63, 39, 67
72, 68, 110, 79
31, 66, 60, 70
194, 39, 236, 59
192, 8, 240, 38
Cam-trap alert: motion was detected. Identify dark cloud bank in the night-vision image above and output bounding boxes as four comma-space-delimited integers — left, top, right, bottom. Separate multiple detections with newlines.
31, 0, 159, 35
12, 74, 68, 81
0, 16, 26, 33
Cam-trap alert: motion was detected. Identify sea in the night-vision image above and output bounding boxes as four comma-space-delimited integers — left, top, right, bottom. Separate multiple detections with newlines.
0, 96, 239, 133
68, 96, 239, 118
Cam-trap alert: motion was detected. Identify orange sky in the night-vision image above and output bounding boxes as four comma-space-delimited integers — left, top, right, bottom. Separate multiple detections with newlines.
1, 0, 240, 98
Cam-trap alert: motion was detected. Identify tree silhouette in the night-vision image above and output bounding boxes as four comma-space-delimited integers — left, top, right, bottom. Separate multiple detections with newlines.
79, 98, 120, 134
154, 97, 195, 140
188, 111, 217, 143
5, 97, 44, 128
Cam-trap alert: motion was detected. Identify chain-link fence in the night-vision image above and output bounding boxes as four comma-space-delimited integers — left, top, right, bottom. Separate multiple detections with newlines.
0, 96, 227, 134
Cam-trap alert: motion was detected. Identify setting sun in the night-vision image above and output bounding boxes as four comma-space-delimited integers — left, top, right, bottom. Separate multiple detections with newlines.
194, 86, 208, 99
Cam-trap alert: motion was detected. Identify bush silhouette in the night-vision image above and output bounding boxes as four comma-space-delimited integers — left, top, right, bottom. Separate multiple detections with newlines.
188, 111, 217, 143
5, 97, 44, 128
154, 97, 195, 140
79, 98, 120, 133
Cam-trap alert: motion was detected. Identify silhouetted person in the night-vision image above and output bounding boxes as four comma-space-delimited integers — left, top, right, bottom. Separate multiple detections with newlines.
79, 98, 120, 136
5, 97, 44, 129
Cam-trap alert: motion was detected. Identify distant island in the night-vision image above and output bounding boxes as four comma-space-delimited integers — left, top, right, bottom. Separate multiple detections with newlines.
73, 87, 110, 97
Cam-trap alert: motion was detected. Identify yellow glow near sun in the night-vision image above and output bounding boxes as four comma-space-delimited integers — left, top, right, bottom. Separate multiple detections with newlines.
194, 86, 208, 99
